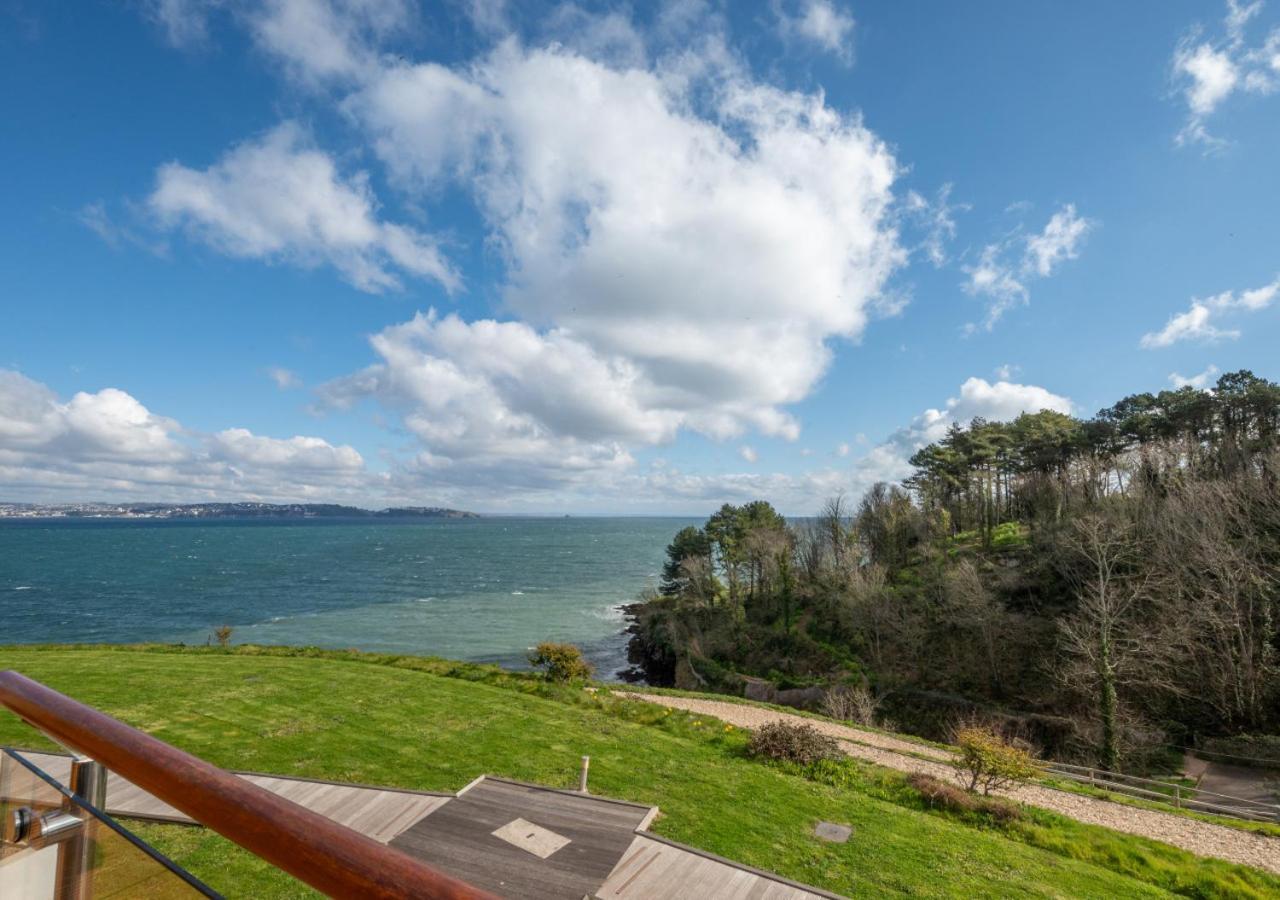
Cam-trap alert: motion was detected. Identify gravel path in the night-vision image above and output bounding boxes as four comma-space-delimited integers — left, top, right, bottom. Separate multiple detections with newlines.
620, 692, 1280, 876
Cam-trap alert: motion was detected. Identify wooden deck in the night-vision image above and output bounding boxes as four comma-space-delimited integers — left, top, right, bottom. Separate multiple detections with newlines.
391, 777, 653, 900
11, 750, 451, 844
8, 752, 847, 898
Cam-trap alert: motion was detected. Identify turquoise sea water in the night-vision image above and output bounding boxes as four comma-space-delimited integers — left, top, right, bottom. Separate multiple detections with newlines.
0, 517, 691, 677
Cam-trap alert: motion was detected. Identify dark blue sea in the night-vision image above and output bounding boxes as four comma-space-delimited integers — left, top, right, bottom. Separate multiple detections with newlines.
0, 517, 692, 677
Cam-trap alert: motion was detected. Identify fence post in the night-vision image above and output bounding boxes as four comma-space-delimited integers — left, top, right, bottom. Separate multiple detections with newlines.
1174, 785, 1181, 809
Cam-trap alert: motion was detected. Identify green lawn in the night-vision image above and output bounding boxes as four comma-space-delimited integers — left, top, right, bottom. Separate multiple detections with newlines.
1, 646, 1277, 899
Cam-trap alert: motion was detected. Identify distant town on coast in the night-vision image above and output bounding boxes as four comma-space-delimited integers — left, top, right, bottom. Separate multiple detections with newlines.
0, 502, 479, 520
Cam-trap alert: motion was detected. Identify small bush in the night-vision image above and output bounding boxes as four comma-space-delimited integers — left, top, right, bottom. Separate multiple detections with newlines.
747, 721, 840, 765
527, 642, 594, 682
212, 625, 233, 648
908, 772, 1024, 823
820, 685, 880, 727
805, 757, 859, 788
953, 725, 1041, 795
990, 521, 1027, 548
981, 796, 1024, 824
908, 772, 977, 813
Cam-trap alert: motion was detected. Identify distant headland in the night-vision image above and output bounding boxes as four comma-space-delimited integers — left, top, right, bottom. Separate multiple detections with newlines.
0, 502, 479, 520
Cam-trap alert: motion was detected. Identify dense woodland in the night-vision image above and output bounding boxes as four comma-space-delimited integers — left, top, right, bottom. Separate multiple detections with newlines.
627, 370, 1280, 768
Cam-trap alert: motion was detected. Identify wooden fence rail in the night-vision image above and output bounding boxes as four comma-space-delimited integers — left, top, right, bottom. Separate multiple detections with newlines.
1043, 761, 1280, 823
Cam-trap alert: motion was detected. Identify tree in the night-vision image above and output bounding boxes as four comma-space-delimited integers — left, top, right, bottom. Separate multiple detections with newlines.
705, 504, 745, 600
528, 642, 594, 682
856, 483, 922, 570
942, 559, 1019, 696
820, 494, 854, 570
704, 501, 786, 603
1055, 515, 1154, 770
953, 724, 1040, 795
661, 526, 714, 597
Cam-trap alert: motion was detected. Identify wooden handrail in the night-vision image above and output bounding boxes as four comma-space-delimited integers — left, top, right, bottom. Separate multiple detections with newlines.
0, 670, 497, 900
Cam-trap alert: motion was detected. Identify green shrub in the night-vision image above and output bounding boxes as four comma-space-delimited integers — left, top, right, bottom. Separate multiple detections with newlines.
953, 725, 1041, 795
527, 642, 594, 682
804, 757, 859, 788
990, 521, 1027, 548
747, 721, 840, 765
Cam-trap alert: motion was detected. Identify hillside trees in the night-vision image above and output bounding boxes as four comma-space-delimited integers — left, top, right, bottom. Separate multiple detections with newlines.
630, 371, 1280, 761
906, 370, 1280, 540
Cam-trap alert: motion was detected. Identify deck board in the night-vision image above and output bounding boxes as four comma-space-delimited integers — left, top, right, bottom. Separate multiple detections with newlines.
596, 835, 836, 900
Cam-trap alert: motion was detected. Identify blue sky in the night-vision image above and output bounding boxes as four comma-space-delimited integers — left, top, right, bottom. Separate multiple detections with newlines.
1, 0, 1278, 514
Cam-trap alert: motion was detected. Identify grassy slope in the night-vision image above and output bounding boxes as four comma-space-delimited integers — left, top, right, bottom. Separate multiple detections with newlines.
628, 686, 1280, 840
0, 648, 1275, 899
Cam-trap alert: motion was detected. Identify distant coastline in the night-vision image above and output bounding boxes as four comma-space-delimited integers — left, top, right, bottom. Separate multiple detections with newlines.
0, 502, 479, 520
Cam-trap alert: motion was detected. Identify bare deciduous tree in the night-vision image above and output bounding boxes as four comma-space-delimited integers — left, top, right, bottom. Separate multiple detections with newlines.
1055, 514, 1174, 770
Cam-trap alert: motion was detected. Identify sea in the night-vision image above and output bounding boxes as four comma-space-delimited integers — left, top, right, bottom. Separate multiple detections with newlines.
0, 517, 693, 678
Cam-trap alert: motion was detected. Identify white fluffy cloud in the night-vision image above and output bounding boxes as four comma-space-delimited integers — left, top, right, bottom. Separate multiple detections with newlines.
0, 371, 373, 502
962, 244, 1029, 329
209, 428, 364, 471
1140, 301, 1237, 347
0, 373, 185, 463
1179, 43, 1239, 120
1173, 0, 1279, 147
319, 311, 657, 486
1169, 364, 1220, 388
1140, 276, 1278, 348
249, 0, 414, 83
149, 122, 457, 293
963, 204, 1092, 331
1025, 204, 1092, 277
773, 0, 856, 62
313, 40, 904, 481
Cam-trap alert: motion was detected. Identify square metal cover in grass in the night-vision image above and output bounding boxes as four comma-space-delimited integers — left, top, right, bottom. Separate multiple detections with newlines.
491, 818, 572, 859
814, 821, 852, 843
